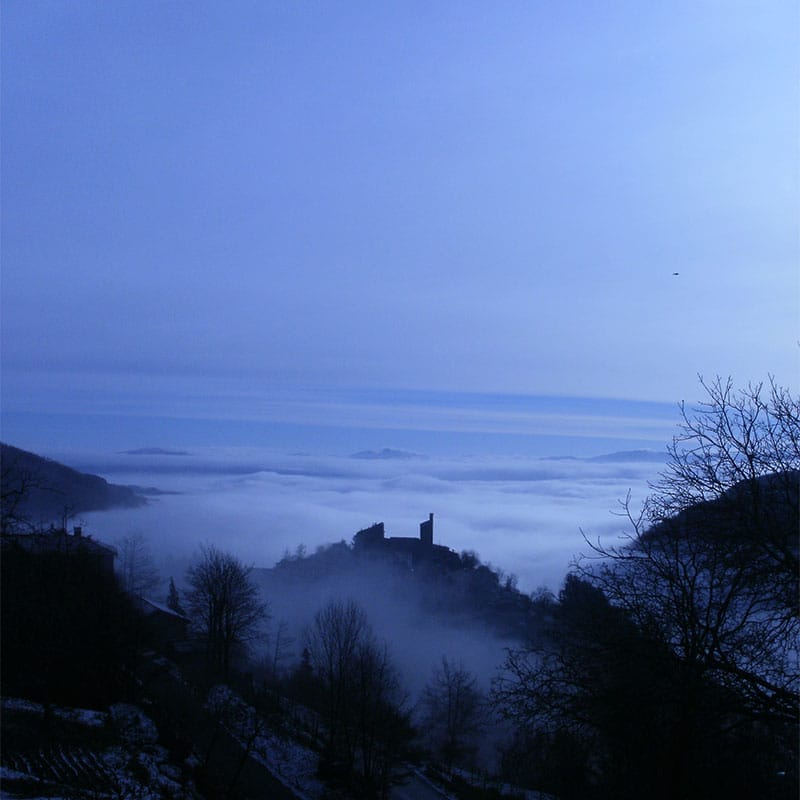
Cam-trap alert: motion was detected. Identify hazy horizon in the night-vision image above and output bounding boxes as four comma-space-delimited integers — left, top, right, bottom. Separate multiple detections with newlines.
2, 3, 797, 594
2, 402, 671, 595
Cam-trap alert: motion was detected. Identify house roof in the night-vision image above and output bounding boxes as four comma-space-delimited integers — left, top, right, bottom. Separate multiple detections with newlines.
138, 597, 191, 623
1, 529, 116, 557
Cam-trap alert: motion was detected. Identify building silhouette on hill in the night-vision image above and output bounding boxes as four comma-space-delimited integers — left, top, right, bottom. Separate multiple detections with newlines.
353, 513, 456, 569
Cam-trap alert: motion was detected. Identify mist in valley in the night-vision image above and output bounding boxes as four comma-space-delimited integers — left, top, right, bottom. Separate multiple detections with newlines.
71, 443, 666, 770
78, 445, 666, 598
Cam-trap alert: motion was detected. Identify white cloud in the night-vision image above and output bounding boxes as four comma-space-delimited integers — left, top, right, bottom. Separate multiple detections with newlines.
81, 447, 663, 594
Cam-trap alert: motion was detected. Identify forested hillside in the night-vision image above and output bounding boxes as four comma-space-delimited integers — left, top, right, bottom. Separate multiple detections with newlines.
0, 443, 145, 532
260, 539, 544, 642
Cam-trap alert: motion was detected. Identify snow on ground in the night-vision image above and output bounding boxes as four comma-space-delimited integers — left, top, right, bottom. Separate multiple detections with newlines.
1, 697, 197, 800
205, 685, 325, 800
1, 697, 106, 728
250, 726, 324, 800
109, 702, 159, 744
449, 767, 555, 800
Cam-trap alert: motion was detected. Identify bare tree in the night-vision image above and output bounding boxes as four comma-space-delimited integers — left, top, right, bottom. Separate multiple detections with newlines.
421, 657, 485, 775
306, 599, 370, 766
265, 618, 295, 682
652, 376, 799, 512
117, 531, 161, 596
581, 377, 799, 723
492, 576, 681, 799
185, 545, 268, 677
0, 449, 44, 533
492, 378, 800, 798
305, 599, 410, 797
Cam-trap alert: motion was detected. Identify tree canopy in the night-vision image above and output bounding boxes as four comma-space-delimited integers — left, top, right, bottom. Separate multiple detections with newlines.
494, 377, 799, 800
185, 545, 268, 677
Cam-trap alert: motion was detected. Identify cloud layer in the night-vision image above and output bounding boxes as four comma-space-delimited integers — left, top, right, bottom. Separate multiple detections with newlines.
77, 447, 665, 595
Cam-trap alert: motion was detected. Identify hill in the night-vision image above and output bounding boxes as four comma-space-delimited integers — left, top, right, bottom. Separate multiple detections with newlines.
257, 525, 545, 645
1, 443, 146, 531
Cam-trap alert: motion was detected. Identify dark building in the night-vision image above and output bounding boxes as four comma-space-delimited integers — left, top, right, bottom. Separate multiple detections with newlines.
136, 597, 192, 651
353, 513, 454, 569
420, 513, 433, 547
353, 521, 386, 549
0, 526, 116, 575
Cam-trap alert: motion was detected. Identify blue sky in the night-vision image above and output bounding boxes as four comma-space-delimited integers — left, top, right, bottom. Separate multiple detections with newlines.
1, 1, 798, 454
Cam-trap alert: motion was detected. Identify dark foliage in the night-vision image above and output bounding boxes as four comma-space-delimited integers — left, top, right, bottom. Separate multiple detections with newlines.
0, 442, 145, 532
303, 599, 414, 798
494, 379, 800, 800
420, 657, 485, 774
1, 547, 146, 708
582, 379, 799, 727
495, 575, 797, 800
185, 545, 269, 678
264, 539, 545, 641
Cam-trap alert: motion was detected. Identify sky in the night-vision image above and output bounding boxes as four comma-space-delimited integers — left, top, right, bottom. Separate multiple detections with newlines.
0, 3, 798, 587
2, 1, 797, 443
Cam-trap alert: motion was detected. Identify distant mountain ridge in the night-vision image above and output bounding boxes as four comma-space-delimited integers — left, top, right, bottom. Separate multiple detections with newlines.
541, 449, 666, 463
120, 447, 191, 456
0, 443, 146, 529
350, 448, 427, 460
586, 449, 667, 463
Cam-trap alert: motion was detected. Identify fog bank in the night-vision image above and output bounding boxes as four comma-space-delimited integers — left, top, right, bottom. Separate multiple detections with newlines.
75, 446, 665, 594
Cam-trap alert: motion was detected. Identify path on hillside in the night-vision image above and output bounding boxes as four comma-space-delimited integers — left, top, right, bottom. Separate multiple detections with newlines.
392, 769, 451, 800
141, 654, 303, 800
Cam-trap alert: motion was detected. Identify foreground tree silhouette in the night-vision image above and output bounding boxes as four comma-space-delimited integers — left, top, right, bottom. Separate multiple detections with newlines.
305, 599, 411, 798
494, 576, 679, 799
185, 545, 268, 678
0, 448, 45, 533
585, 377, 799, 723
421, 657, 484, 775
118, 530, 161, 596
495, 377, 799, 800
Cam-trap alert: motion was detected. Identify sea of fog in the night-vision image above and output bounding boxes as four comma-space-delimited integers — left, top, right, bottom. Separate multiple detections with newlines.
5, 397, 679, 701
4, 390, 682, 594
57, 445, 667, 595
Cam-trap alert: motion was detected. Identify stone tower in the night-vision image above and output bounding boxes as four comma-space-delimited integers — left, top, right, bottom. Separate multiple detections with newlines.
420, 513, 433, 547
